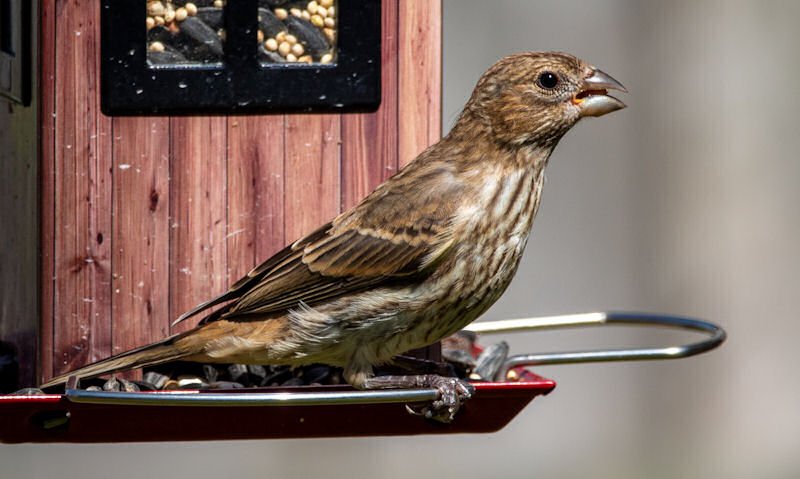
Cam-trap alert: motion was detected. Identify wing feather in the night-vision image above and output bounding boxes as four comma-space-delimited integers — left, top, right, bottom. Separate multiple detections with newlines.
173, 163, 464, 325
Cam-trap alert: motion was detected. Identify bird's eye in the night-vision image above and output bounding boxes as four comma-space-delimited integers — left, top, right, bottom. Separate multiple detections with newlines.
537, 71, 560, 90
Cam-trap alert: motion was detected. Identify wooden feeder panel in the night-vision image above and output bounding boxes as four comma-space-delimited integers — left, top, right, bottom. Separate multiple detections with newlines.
0, 0, 442, 390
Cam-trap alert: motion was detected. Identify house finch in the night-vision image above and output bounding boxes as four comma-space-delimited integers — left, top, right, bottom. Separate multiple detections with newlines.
42, 52, 626, 421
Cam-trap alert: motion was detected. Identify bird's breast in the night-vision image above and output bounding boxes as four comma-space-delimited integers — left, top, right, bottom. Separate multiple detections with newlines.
411, 164, 546, 342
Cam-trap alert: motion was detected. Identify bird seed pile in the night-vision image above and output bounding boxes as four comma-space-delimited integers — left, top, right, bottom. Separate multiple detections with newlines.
146, 0, 337, 65
19, 333, 513, 394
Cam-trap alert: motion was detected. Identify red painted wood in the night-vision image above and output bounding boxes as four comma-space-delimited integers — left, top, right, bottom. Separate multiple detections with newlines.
37, 0, 442, 383
52, 0, 113, 376
284, 115, 341, 242
398, 0, 442, 167
226, 116, 285, 280
341, 0, 399, 210
169, 117, 229, 333
39, 0, 56, 384
111, 118, 171, 357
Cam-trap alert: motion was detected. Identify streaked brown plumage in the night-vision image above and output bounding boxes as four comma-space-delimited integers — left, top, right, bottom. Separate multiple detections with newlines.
42, 52, 626, 420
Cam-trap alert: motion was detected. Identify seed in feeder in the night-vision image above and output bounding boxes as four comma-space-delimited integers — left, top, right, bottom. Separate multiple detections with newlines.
118, 378, 140, 392
311, 14, 324, 27
146, 16, 155, 29
302, 10, 311, 20
317, 5, 327, 18
154, 15, 165, 26
323, 27, 335, 43
210, 380, 245, 389
143, 371, 169, 389
175, 7, 187, 21
227, 364, 249, 384
278, 41, 291, 56
103, 376, 121, 392
265, 38, 278, 51
147, 1, 165, 17
179, 16, 224, 57
285, 34, 297, 45
217, 29, 226, 41
298, 54, 313, 64
257, 29, 264, 43
178, 376, 208, 389
274, 8, 288, 20
320, 0, 333, 7
320, 52, 333, 64
327, 6, 335, 18
185, 2, 197, 16
290, 8, 302, 17
291, 43, 304, 56
162, 379, 180, 390
307, 1, 318, 14
214, 0, 223, 7
164, 9, 175, 23
323, 17, 334, 28
149, 41, 165, 52
282, 377, 305, 386
276, 31, 286, 42
286, 53, 297, 62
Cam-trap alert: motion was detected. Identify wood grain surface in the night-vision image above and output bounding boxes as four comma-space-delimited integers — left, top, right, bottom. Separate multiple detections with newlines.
398, 0, 442, 167
111, 118, 171, 356
37, 0, 442, 383
284, 115, 341, 242
51, 0, 113, 376
226, 116, 285, 279
169, 117, 229, 334
341, 0, 399, 210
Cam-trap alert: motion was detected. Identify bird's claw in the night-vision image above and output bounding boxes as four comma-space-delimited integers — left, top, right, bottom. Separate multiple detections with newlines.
405, 377, 475, 423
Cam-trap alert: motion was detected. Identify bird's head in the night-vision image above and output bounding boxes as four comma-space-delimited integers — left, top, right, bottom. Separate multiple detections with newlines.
461, 51, 627, 148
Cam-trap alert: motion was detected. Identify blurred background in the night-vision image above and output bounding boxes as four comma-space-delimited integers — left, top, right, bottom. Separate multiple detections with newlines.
3, 0, 799, 477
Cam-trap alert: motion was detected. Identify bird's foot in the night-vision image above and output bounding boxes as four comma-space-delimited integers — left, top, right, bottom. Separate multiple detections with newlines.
405, 376, 476, 423
362, 374, 475, 423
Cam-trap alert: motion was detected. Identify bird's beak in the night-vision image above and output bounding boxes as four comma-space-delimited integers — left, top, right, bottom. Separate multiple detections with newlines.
573, 68, 627, 117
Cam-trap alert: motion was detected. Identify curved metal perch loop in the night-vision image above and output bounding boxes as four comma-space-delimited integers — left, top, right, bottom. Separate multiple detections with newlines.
64, 312, 724, 406
465, 312, 727, 381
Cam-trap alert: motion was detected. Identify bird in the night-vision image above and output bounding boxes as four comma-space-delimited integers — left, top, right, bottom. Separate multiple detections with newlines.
42, 51, 626, 421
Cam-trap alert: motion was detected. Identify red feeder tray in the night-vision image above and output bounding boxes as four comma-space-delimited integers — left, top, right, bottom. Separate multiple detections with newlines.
0, 312, 724, 444
0, 378, 554, 444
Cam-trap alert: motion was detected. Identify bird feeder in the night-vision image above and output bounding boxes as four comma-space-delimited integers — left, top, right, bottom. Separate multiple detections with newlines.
0, 0, 725, 444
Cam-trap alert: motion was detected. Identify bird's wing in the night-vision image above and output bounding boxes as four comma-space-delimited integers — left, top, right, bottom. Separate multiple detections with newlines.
173, 165, 462, 325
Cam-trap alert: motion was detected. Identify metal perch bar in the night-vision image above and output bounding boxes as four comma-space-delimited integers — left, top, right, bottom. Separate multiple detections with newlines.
65, 388, 440, 407
464, 312, 726, 380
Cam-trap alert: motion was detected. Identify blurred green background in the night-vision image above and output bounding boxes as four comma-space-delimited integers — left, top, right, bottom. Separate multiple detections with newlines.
3, 1, 799, 477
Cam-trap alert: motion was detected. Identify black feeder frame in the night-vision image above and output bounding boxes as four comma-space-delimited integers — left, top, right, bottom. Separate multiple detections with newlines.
101, 0, 381, 115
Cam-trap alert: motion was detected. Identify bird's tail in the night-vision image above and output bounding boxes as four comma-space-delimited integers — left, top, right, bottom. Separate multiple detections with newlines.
40, 333, 200, 389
